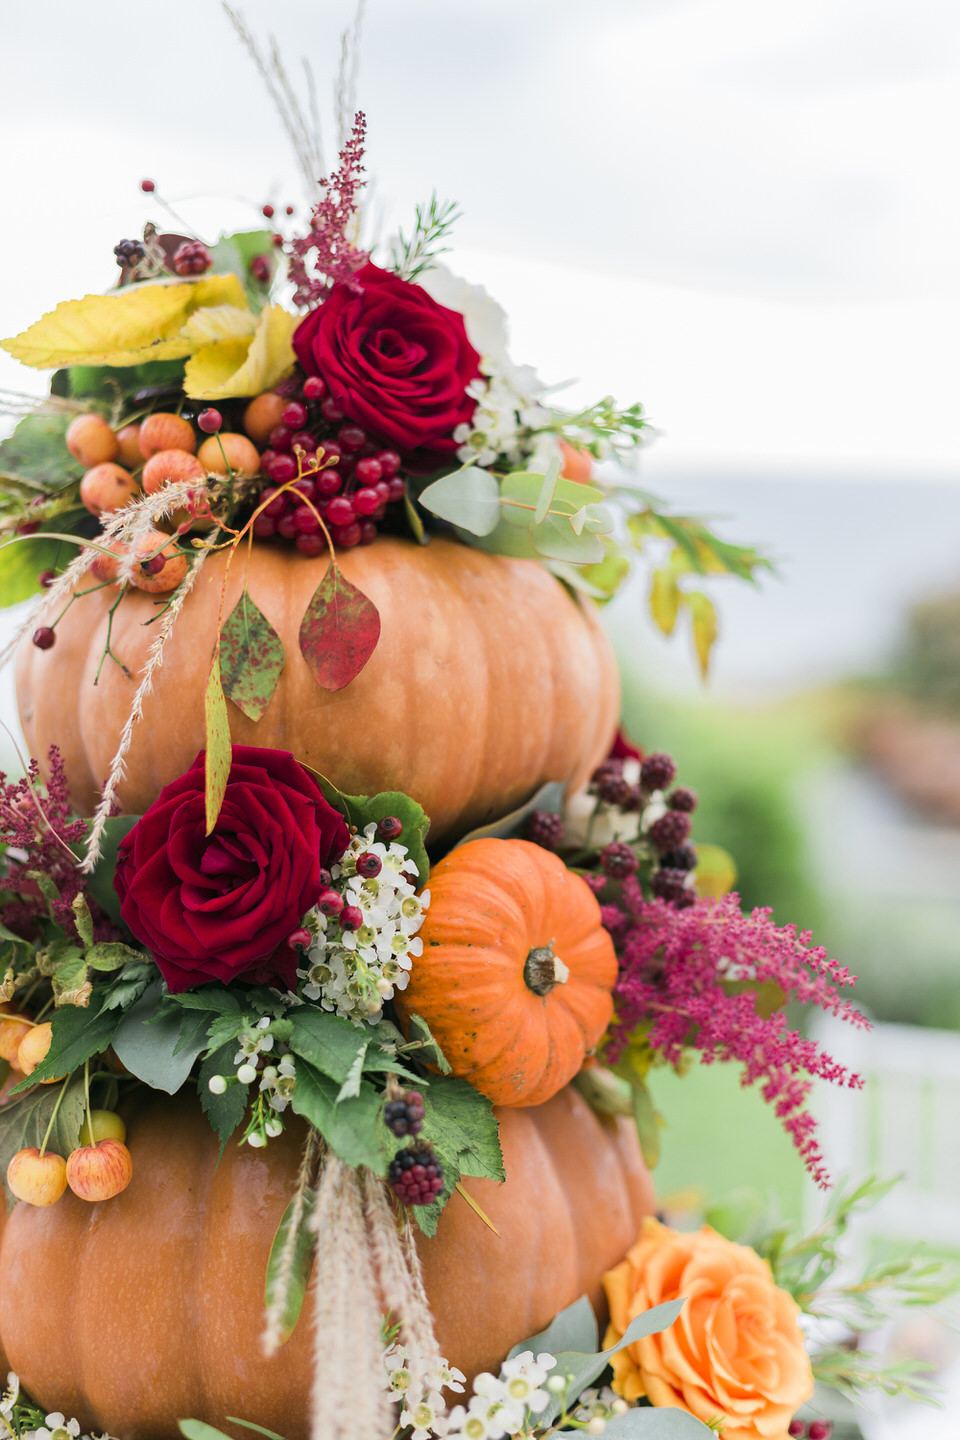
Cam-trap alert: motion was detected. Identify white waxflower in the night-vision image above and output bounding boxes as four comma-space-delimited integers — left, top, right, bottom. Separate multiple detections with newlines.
499, 1350, 555, 1414
563, 787, 639, 851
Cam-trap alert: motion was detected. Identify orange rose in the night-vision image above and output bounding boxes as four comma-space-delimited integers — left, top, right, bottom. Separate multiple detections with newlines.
603, 1217, 814, 1439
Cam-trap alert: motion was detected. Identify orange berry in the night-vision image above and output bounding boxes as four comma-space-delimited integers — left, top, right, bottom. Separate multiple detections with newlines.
89, 538, 128, 585
139, 413, 196, 458
0, 1014, 34, 1065
559, 441, 593, 484
142, 448, 205, 496
66, 1138, 133, 1202
115, 423, 143, 469
7, 1148, 68, 1206
79, 463, 139, 517
78, 1109, 127, 1147
243, 391, 287, 446
129, 531, 189, 593
66, 413, 119, 467
17, 1021, 61, 1083
198, 432, 260, 477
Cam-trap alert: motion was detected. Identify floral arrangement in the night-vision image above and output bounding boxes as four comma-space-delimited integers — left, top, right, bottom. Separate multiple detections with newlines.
0, 14, 944, 1440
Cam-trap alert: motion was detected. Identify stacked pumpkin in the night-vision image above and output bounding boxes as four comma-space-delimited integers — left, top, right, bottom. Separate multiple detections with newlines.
1, 534, 654, 1439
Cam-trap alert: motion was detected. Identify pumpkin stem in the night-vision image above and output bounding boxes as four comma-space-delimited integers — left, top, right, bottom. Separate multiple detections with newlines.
524, 941, 570, 996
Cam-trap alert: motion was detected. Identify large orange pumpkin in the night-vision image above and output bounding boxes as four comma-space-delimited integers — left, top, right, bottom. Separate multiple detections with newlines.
396, 839, 618, 1106
0, 1083, 653, 1440
15, 537, 618, 846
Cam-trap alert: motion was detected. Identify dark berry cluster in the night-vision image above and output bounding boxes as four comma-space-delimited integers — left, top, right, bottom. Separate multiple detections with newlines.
590, 760, 638, 810
172, 240, 212, 276
388, 1142, 445, 1206
252, 381, 409, 555
113, 238, 145, 267
524, 809, 565, 851
384, 1090, 425, 1137
600, 842, 639, 879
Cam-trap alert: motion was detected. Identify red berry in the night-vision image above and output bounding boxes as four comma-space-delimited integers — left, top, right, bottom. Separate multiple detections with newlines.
140, 553, 167, 576
320, 397, 345, 425
172, 240, 212, 276
37, 570, 56, 589
296, 533, 325, 557
648, 810, 692, 853
302, 375, 326, 400
268, 425, 293, 453
787, 1423, 806, 1439
277, 513, 298, 540
261, 488, 290, 518
261, 203, 275, 219
641, 752, 677, 792
250, 255, 271, 283
376, 450, 401, 478
316, 470, 342, 499
668, 786, 698, 813
318, 889, 344, 918
332, 522, 361, 549
354, 457, 383, 485
326, 496, 356, 527
338, 424, 366, 452
317, 438, 342, 463
807, 1424, 832, 1440
356, 851, 382, 879
293, 505, 320, 534
318, 868, 333, 888
374, 481, 391, 504
32, 626, 55, 650
292, 476, 317, 502
359, 520, 377, 545
282, 401, 308, 430
377, 816, 403, 841
264, 453, 297, 483
386, 477, 406, 502
290, 430, 317, 453
287, 928, 311, 950
340, 904, 363, 931
197, 408, 222, 434
140, 178, 156, 192
353, 487, 380, 516
253, 514, 277, 538
271, 232, 284, 247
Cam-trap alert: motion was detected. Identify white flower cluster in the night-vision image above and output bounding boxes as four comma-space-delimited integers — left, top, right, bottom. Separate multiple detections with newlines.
207, 1016, 298, 1147
2, 1373, 116, 1440
298, 826, 429, 1026
382, 1342, 465, 1440
446, 1352, 556, 1439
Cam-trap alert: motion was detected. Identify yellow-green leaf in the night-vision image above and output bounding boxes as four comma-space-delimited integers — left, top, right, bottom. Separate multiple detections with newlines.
649, 567, 680, 635
688, 590, 718, 679
694, 842, 738, 898
178, 305, 258, 347
631, 1078, 663, 1169
183, 304, 298, 400
1, 275, 247, 370
204, 654, 232, 834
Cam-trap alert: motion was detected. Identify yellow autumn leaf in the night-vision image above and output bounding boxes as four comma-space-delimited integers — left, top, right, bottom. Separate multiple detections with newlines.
178, 305, 258, 346
693, 842, 738, 898
687, 590, 718, 679
1, 275, 248, 369
183, 304, 298, 400
649, 566, 680, 635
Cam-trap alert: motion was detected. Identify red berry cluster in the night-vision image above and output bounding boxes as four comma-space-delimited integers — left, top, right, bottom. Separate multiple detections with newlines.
388, 1142, 445, 1206
383, 1090, 426, 1137
788, 1422, 831, 1440
172, 241, 212, 276
252, 380, 409, 555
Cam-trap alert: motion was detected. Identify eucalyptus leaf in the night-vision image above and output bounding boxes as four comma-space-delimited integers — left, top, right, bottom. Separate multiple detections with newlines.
179, 1423, 237, 1440
632, 1078, 662, 1169
602, 1410, 717, 1437
455, 780, 565, 847
507, 1294, 598, 1362
418, 466, 500, 536
540, 1298, 685, 1425
112, 987, 210, 1093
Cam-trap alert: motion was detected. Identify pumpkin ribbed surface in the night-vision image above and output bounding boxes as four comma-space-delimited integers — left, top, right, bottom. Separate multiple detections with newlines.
396, 839, 617, 1106
0, 1085, 653, 1440
14, 537, 619, 847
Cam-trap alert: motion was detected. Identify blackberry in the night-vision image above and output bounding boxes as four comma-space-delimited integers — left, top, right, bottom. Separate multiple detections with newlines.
660, 843, 697, 872
388, 1143, 445, 1206
114, 238, 145, 267
640, 752, 677, 792
600, 842, 639, 879
648, 810, 692, 853
383, 1090, 425, 1137
524, 809, 565, 850
651, 867, 690, 903
668, 786, 698, 813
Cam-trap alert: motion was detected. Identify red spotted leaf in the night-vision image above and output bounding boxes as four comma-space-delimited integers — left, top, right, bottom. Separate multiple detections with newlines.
204, 654, 232, 834
219, 585, 285, 722
298, 560, 381, 692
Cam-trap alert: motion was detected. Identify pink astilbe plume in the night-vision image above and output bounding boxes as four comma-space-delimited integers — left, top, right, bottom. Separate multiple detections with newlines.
605, 883, 869, 1187
0, 747, 88, 939
289, 110, 370, 306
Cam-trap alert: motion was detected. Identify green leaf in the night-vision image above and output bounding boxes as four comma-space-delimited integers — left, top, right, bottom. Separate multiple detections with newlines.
84, 942, 145, 972
219, 586, 285, 722
289, 1060, 387, 1172
336, 1041, 369, 1102
342, 790, 430, 886
632, 1078, 662, 1169
298, 560, 381, 692
456, 780, 565, 847
225, 1421, 290, 1440
72, 815, 138, 924
51, 950, 90, 1007
530, 511, 605, 565
264, 1188, 317, 1346
0, 1074, 86, 1210
602, 1412, 717, 1437
179, 1423, 237, 1440
199, 1044, 248, 1149
111, 986, 210, 1093
541, 1298, 685, 1425
0, 411, 84, 488
100, 963, 155, 1013
0, 534, 72, 608
417, 1074, 504, 1214
8, 995, 121, 1093
209, 228, 277, 309
507, 1294, 598, 1361
288, 1009, 370, 1087
403, 490, 428, 544
534, 459, 561, 524
68, 359, 188, 400
166, 987, 242, 1015
71, 895, 95, 948
417, 467, 501, 536
204, 654, 232, 834
404, 1014, 451, 1075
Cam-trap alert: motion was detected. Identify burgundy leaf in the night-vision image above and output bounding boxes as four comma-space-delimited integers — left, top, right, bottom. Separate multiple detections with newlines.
298, 560, 381, 692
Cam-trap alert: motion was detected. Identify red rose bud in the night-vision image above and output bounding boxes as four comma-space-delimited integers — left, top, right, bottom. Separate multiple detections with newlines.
113, 747, 349, 993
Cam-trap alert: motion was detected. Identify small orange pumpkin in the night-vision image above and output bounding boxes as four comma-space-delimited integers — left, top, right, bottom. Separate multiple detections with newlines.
396, 838, 617, 1106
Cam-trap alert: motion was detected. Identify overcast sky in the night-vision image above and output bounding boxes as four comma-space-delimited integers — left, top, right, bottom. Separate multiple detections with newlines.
1, 0, 958, 476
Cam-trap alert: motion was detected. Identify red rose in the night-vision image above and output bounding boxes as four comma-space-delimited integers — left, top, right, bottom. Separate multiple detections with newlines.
113, 747, 348, 994
292, 262, 482, 455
